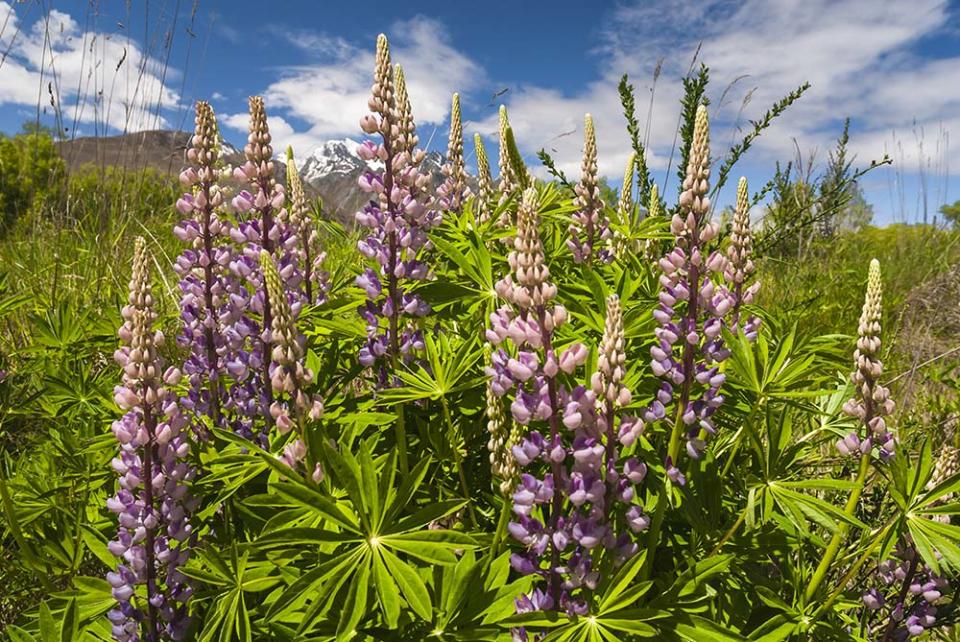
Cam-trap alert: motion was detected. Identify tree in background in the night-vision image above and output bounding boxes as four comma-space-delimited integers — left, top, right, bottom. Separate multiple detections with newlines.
0, 124, 65, 234
938, 199, 960, 227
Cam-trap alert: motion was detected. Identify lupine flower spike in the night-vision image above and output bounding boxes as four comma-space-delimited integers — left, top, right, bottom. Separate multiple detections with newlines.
285, 148, 329, 305
230, 96, 299, 435
650, 105, 735, 470
355, 35, 438, 385
838, 259, 896, 459
438, 93, 470, 212
173, 101, 245, 435
474, 133, 495, 224
568, 114, 610, 264
108, 238, 194, 642
260, 251, 324, 480
724, 177, 760, 339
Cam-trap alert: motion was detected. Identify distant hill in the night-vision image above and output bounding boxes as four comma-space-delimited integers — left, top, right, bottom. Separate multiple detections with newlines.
55, 130, 446, 226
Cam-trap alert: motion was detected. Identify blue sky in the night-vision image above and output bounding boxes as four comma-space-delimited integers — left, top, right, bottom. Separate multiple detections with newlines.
1, 0, 959, 224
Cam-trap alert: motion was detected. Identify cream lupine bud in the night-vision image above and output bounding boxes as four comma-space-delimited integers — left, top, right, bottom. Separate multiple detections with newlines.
365, 34, 393, 134
839, 260, 896, 458
643, 183, 662, 258
474, 133, 495, 223
926, 445, 959, 523
568, 114, 609, 264
592, 295, 632, 407
497, 105, 521, 212
438, 93, 470, 212
246, 97, 273, 168
285, 148, 328, 304
677, 105, 711, 224
495, 188, 559, 311
393, 65, 422, 162
725, 177, 760, 337
618, 152, 635, 224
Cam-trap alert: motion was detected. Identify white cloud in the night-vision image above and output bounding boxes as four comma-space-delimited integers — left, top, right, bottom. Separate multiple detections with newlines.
482, 0, 960, 189
228, 16, 486, 156
0, 2, 181, 132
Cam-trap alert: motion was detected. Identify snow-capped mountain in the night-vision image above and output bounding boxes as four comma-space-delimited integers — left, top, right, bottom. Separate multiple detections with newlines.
56, 130, 447, 226
294, 139, 446, 224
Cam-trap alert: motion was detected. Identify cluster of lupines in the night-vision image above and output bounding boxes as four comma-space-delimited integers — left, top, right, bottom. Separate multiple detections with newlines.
260, 251, 324, 478
107, 238, 194, 642
837, 259, 896, 459
486, 189, 642, 627
567, 115, 610, 264
355, 34, 438, 384
724, 177, 760, 339
285, 149, 329, 305
648, 105, 736, 474
438, 93, 470, 213
228, 96, 302, 436
862, 541, 950, 639
173, 101, 247, 437
474, 133, 496, 224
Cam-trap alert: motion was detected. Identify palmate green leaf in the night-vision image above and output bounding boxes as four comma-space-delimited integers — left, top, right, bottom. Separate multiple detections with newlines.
908, 516, 960, 573
769, 484, 867, 532
372, 550, 401, 628
673, 614, 747, 641
337, 551, 370, 641
598, 549, 648, 613
388, 499, 468, 534
382, 528, 478, 565
5, 625, 38, 642
59, 598, 79, 642
267, 549, 364, 622
379, 546, 432, 621
271, 481, 360, 533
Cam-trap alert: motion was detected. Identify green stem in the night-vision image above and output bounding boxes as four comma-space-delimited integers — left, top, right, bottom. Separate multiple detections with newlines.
708, 506, 748, 558
491, 494, 512, 558
803, 451, 871, 603
809, 520, 893, 625
641, 404, 686, 580
395, 404, 409, 475
0, 471, 55, 591
442, 398, 477, 527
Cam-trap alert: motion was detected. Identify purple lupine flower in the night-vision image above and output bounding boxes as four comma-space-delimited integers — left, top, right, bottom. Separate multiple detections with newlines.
838, 260, 896, 459
437, 93, 471, 213
173, 101, 251, 439
648, 105, 736, 474
108, 238, 195, 642
285, 147, 329, 305
861, 541, 949, 640
724, 177, 761, 339
567, 114, 610, 264
229, 96, 301, 434
354, 35, 439, 385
